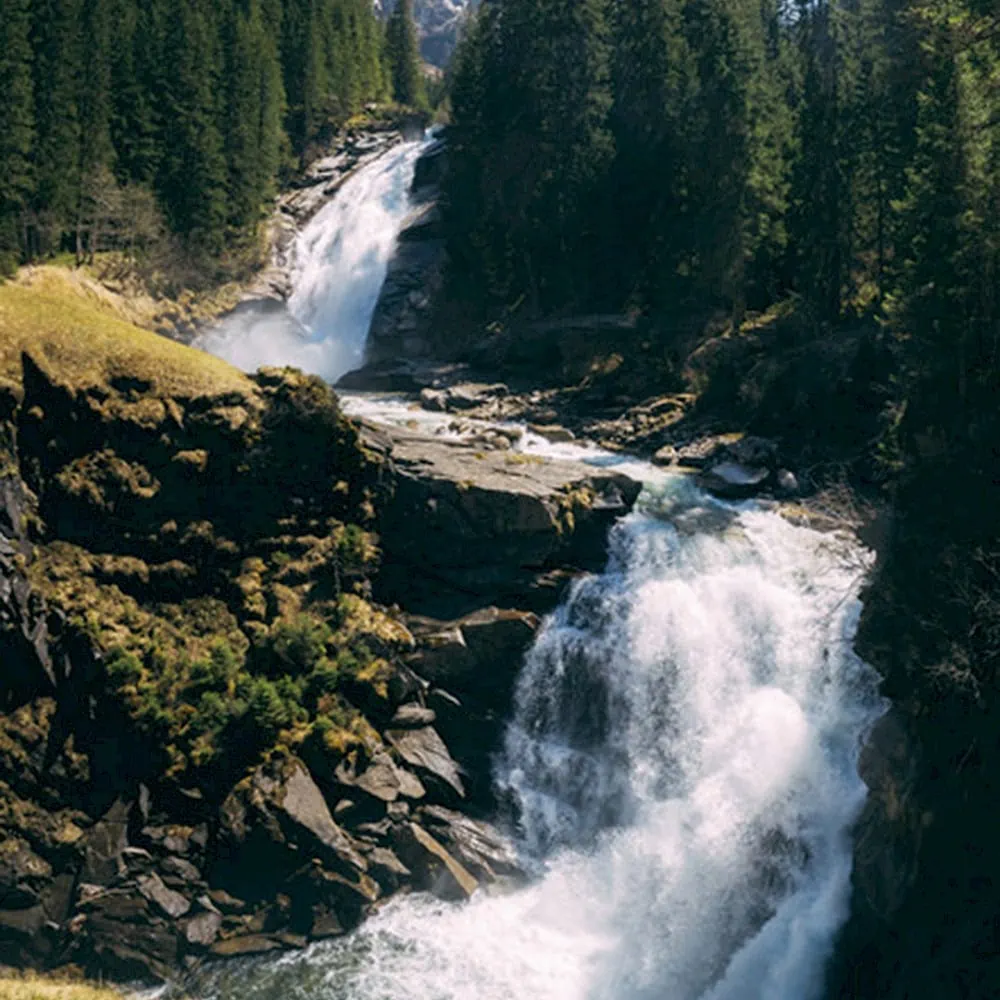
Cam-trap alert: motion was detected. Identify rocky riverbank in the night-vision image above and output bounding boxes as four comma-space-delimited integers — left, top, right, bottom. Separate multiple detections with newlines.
0, 302, 639, 984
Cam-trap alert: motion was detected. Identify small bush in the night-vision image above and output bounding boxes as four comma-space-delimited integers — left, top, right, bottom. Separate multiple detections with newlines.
267, 614, 333, 675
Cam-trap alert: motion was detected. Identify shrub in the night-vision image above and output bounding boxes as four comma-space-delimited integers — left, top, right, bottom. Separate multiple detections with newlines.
267, 614, 333, 675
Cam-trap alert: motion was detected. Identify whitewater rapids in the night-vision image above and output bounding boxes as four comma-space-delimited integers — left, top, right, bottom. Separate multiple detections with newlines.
195, 138, 884, 1000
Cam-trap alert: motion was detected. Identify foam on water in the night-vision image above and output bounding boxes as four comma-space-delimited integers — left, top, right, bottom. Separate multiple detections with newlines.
196, 137, 430, 382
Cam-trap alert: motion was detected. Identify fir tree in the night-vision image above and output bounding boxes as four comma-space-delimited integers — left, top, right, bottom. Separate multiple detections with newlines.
31, 0, 84, 253
158, 0, 228, 250
0, 0, 36, 270
386, 0, 426, 108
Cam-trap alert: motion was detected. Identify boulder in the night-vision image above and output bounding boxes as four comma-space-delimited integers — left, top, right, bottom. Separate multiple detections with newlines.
419, 806, 521, 883
386, 727, 464, 800
76, 887, 178, 982
184, 909, 223, 948
698, 462, 772, 499
390, 703, 437, 728
219, 756, 369, 894
528, 424, 575, 444
365, 847, 411, 893
136, 873, 191, 919
367, 422, 641, 616
334, 750, 426, 803
392, 823, 478, 902
81, 799, 131, 886
210, 934, 283, 958
0, 838, 52, 908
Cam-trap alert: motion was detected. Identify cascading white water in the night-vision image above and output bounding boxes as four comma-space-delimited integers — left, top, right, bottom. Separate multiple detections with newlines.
196, 137, 430, 382
189, 136, 884, 1000
187, 471, 882, 1000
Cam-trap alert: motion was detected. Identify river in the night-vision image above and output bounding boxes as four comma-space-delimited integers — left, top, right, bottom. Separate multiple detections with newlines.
195, 135, 884, 1000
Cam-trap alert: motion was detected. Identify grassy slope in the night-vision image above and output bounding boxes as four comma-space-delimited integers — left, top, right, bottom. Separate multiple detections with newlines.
0, 268, 252, 400
0, 973, 124, 999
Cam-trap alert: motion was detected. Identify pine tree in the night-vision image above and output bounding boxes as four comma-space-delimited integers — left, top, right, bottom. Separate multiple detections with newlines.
0, 0, 36, 271
158, 0, 228, 250
386, 0, 426, 108
31, 0, 84, 253
109, 0, 167, 186
608, 0, 695, 309
223, 0, 287, 236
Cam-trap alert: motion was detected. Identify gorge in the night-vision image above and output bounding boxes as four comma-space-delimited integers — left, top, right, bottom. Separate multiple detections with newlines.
185, 136, 886, 1000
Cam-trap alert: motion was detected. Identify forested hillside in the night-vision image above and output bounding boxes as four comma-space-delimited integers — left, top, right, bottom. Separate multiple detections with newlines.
0, 0, 426, 280
446, 5, 1000, 994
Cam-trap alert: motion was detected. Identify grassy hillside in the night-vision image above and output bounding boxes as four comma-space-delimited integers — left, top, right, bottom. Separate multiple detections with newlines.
0, 268, 252, 400
0, 972, 125, 1000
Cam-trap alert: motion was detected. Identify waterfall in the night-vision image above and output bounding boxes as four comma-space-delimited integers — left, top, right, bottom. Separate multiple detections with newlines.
196, 136, 430, 382
190, 136, 883, 1000
188, 475, 882, 1000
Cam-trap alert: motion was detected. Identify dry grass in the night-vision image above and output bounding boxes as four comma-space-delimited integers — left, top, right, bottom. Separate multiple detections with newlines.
0, 267, 253, 400
0, 972, 126, 1000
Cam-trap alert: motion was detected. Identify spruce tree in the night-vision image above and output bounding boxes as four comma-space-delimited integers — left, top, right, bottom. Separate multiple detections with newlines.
158, 0, 228, 250
386, 0, 426, 108
0, 0, 36, 270
31, 0, 84, 253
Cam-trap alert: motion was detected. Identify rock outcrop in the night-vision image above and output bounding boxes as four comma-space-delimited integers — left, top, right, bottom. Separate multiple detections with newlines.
0, 315, 638, 983
364, 421, 641, 618
364, 138, 447, 366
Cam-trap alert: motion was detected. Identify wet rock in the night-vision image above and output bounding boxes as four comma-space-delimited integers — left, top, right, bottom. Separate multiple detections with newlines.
419, 806, 521, 883
210, 934, 283, 958
776, 469, 800, 496
420, 388, 448, 412
698, 462, 772, 499
725, 435, 779, 469
392, 823, 478, 902
284, 860, 379, 932
309, 908, 345, 940
528, 424, 575, 444
652, 444, 677, 467
137, 873, 191, 919
385, 727, 464, 799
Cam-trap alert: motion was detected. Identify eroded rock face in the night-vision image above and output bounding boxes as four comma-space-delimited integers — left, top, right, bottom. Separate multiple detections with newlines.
366, 422, 641, 618
364, 139, 447, 366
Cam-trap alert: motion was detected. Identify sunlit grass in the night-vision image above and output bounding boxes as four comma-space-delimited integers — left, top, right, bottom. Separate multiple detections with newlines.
0, 971, 126, 1000
0, 267, 253, 400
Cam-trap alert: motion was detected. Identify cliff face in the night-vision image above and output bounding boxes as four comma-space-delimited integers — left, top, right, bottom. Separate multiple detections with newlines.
0, 282, 639, 983
826, 409, 1000, 999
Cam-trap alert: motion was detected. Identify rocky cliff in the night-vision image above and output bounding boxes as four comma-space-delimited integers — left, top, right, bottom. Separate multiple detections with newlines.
0, 288, 638, 983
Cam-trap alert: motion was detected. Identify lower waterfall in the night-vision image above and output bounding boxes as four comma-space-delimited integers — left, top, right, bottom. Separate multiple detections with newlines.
188, 475, 881, 1000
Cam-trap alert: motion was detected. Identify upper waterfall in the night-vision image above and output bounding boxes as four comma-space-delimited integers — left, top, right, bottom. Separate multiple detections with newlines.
197, 136, 431, 382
